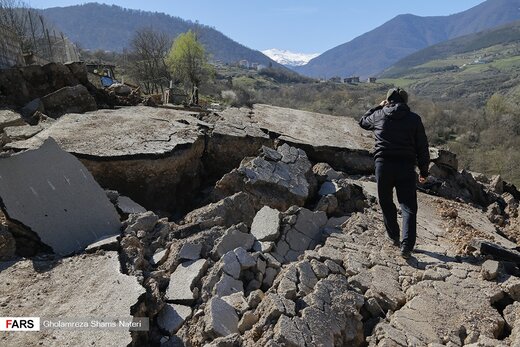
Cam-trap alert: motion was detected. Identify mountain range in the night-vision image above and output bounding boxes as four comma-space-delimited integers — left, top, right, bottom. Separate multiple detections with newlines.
39, 3, 280, 68
261, 49, 320, 67
378, 19, 520, 105
38, 0, 520, 81
295, 0, 520, 78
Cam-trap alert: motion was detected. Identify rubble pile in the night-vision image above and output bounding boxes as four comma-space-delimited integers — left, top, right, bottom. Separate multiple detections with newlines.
1, 99, 520, 347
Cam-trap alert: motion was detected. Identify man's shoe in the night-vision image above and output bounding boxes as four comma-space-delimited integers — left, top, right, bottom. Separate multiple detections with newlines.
400, 245, 412, 259
385, 233, 400, 247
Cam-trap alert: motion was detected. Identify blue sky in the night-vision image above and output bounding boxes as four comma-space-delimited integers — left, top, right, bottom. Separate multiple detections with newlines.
28, 0, 486, 53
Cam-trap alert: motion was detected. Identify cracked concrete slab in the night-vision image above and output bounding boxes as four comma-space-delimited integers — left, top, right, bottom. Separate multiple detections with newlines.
0, 252, 145, 347
7, 106, 206, 157
219, 104, 374, 173
0, 138, 121, 255
220, 104, 372, 151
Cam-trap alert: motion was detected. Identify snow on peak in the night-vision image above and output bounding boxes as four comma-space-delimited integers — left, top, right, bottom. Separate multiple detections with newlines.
262, 48, 320, 67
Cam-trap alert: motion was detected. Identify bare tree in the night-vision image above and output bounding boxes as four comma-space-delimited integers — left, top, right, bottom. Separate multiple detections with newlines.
127, 27, 171, 94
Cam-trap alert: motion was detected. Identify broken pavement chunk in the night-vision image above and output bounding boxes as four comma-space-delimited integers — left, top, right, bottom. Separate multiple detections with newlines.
214, 143, 317, 211
0, 138, 121, 255
116, 195, 147, 215
204, 297, 239, 338
85, 235, 119, 253
179, 242, 202, 261
166, 259, 208, 303
0, 109, 26, 131
471, 239, 520, 263
157, 303, 192, 334
214, 224, 255, 258
250, 206, 281, 242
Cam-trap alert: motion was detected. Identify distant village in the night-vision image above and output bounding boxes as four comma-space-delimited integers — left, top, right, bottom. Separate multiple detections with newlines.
327, 76, 378, 84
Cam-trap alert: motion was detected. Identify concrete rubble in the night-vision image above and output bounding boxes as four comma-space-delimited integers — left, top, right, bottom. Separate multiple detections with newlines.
214, 144, 318, 211
2, 90, 520, 346
166, 259, 209, 303
0, 109, 26, 130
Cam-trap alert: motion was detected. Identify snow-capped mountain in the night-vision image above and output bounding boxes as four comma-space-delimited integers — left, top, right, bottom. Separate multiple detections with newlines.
262, 48, 320, 67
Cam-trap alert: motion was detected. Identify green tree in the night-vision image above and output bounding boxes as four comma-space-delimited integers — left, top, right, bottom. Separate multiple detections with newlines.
166, 30, 212, 91
485, 93, 510, 119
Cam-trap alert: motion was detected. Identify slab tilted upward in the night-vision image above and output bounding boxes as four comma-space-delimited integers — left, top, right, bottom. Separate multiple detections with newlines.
0, 138, 121, 255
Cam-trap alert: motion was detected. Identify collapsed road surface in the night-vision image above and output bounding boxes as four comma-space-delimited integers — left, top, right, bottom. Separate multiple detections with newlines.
1, 103, 520, 346
6, 104, 374, 214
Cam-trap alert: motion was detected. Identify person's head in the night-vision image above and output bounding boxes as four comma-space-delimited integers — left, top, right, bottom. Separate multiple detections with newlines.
386, 87, 408, 104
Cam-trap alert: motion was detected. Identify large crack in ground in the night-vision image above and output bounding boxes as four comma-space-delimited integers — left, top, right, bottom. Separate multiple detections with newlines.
3, 106, 520, 346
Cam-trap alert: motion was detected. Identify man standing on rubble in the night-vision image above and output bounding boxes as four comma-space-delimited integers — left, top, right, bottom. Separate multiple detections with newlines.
358, 88, 430, 258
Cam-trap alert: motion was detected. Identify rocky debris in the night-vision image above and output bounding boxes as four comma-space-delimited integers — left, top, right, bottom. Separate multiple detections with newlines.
250, 206, 281, 242
214, 144, 317, 211
3, 124, 44, 142
19, 98, 45, 123
0, 252, 144, 347
234, 247, 256, 269
179, 242, 203, 261
0, 138, 121, 256
238, 311, 259, 333
183, 192, 259, 229
316, 179, 367, 216
243, 259, 365, 347
427, 168, 492, 207
220, 104, 374, 173
166, 259, 209, 303
214, 224, 255, 258
125, 211, 160, 235
215, 273, 244, 297
271, 207, 328, 263
0, 109, 26, 131
222, 292, 249, 314
205, 109, 272, 180
221, 251, 241, 279
85, 234, 119, 253
313, 162, 344, 183
416, 149, 512, 208
116, 195, 147, 215
482, 260, 501, 280
471, 239, 520, 263
204, 297, 239, 338
429, 147, 458, 171
153, 249, 168, 265
157, 304, 192, 334
490, 175, 504, 194
203, 334, 242, 347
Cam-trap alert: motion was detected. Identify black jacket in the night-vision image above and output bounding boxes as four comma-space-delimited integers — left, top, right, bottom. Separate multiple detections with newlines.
359, 103, 430, 177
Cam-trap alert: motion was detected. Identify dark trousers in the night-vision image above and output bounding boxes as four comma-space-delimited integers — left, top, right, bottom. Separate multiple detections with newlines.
375, 160, 418, 249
